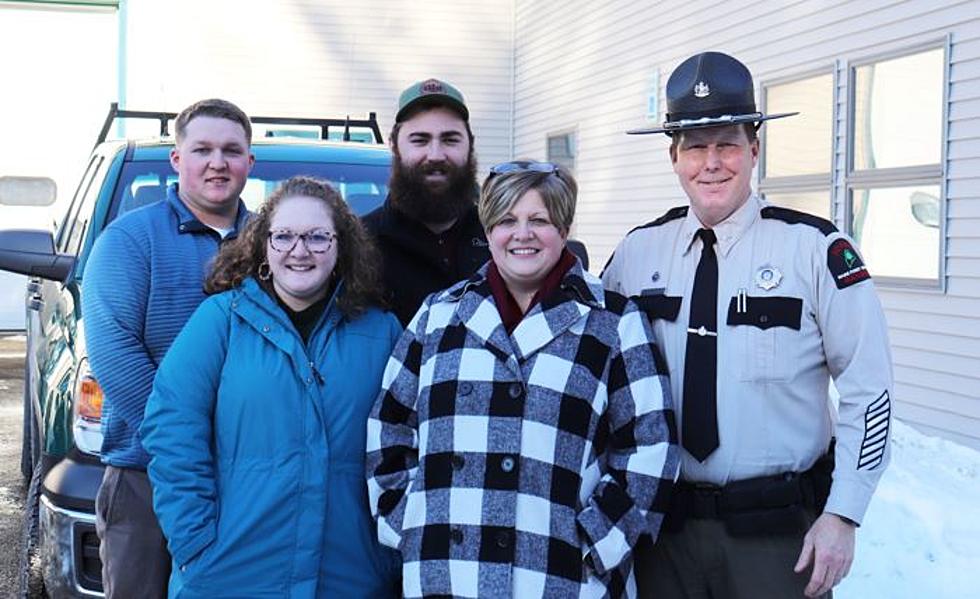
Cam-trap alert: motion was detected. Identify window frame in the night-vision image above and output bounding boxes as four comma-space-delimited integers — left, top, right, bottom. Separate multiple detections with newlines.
843, 37, 950, 290
546, 129, 577, 174
758, 65, 838, 221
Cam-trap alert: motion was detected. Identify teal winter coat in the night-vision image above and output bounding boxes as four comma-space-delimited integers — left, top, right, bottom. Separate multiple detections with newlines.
141, 277, 402, 598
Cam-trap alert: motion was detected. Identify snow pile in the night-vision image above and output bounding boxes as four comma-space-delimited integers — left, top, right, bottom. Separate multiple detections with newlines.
840, 420, 980, 598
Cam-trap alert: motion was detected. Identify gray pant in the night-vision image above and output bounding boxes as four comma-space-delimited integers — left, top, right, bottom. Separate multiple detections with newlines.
95, 465, 171, 599
636, 517, 830, 599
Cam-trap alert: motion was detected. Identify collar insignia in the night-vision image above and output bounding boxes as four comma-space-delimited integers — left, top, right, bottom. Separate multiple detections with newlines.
755, 265, 782, 291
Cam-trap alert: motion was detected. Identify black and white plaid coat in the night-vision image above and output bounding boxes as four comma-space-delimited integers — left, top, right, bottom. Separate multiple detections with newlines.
367, 260, 678, 598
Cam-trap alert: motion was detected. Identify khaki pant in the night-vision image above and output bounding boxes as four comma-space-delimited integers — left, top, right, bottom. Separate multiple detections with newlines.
636, 517, 830, 599
95, 465, 171, 599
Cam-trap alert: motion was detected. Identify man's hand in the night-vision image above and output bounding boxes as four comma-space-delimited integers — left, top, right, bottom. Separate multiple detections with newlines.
793, 512, 856, 597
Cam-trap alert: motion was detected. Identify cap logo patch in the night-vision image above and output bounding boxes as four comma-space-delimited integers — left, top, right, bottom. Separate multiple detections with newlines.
827, 238, 871, 289
694, 81, 710, 98
420, 79, 445, 95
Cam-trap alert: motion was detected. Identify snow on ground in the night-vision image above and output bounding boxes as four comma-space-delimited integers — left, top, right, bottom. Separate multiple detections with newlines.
839, 420, 980, 598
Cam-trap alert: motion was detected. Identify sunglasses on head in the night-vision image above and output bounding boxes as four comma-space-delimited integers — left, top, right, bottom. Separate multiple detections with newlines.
488, 161, 561, 178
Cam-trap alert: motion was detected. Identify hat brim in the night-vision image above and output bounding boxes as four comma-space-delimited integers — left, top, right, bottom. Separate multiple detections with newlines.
626, 111, 798, 135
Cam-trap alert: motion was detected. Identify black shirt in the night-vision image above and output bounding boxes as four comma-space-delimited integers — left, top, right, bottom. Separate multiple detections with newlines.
362, 198, 489, 326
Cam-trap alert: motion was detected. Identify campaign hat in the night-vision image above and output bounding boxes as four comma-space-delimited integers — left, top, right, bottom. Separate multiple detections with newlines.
628, 51, 797, 136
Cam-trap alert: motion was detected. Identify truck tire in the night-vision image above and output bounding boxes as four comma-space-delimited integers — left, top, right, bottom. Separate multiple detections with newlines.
19, 459, 47, 598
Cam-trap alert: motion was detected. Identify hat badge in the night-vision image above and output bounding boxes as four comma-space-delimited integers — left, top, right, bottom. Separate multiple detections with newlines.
694, 81, 711, 98
420, 79, 445, 95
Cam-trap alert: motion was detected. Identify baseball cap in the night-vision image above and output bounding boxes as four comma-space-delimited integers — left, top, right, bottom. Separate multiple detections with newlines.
396, 78, 469, 123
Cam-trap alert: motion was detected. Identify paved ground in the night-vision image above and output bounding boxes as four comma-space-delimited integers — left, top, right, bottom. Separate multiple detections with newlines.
0, 334, 27, 597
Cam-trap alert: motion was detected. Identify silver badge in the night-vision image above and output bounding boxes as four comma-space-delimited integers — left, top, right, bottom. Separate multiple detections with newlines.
694, 81, 710, 98
755, 265, 782, 291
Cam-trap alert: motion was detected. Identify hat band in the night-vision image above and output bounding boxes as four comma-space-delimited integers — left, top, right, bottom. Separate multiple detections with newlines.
667, 104, 758, 123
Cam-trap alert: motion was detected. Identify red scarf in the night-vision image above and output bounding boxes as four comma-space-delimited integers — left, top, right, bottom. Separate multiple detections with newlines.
487, 248, 577, 334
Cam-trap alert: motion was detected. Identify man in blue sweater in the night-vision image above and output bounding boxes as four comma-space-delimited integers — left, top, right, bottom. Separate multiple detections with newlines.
83, 98, 254, 598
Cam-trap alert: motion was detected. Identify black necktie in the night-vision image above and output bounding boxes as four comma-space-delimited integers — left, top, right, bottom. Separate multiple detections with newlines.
683, 228, 719, 461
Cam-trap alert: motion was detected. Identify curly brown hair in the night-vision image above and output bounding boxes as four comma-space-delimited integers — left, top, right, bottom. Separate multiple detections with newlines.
205, 176, 385, 319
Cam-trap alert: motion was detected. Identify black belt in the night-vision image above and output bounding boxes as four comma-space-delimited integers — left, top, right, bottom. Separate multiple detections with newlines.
662, 443, 835, 536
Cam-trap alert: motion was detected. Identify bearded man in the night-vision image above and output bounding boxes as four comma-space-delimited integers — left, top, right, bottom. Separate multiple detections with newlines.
363, 78, 489, 325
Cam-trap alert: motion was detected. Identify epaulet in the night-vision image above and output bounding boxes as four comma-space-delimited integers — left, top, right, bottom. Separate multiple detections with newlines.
761, 206, 838, 236
629, 205, 688, 234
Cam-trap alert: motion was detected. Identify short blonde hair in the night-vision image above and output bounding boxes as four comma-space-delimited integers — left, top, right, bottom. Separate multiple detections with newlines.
479, 161, 577, 236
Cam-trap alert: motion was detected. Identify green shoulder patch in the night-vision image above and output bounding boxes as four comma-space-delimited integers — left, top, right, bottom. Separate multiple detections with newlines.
827, 238, 871, 289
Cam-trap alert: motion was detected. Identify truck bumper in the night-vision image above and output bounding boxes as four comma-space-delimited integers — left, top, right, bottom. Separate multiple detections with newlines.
39, 454, 105, 597
39, 495, 103, 597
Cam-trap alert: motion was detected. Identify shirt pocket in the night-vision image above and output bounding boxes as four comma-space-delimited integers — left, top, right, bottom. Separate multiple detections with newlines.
726, 295, 803, 382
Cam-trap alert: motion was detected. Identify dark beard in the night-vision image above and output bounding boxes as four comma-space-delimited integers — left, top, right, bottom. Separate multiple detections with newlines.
388, 155, 478, 226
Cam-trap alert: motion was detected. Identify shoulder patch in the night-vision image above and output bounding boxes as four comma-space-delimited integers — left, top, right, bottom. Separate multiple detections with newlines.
629, 205, 689, 234
827, 238, 871, 289
761, 206, 838, 236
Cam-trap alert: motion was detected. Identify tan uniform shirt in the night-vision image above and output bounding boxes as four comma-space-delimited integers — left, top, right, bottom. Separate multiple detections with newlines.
602, 195, 893, 523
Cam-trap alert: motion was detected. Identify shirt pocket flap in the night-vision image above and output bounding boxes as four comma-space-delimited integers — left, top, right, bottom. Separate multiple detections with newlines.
726, 296, 802, 331
632, 293, 682, 322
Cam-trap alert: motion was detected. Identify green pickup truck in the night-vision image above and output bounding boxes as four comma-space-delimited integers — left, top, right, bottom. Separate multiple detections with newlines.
0, 105, 391, 597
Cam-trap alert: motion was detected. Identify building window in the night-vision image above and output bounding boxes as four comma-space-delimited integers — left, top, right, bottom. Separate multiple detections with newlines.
760, 72, 834, 220
547, 131, 576, 173
847, 45, 945, 286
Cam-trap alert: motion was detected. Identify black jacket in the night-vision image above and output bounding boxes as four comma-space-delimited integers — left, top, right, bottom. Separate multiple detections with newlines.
362, 198, 490, 326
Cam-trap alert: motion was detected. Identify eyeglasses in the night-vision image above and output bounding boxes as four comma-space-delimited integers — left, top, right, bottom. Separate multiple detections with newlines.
488, 161, 561, 177
268, 228, 337, 254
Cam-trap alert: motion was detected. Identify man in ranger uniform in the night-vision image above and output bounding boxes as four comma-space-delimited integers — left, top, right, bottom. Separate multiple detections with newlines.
602, 52, 893, 598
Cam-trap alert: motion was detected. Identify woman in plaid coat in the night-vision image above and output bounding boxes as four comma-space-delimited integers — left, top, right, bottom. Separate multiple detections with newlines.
367, 161, 679, 598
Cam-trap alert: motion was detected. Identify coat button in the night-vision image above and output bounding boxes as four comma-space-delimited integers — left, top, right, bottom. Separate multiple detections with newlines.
500, 456, 515, 473
451, 527, 464, 544
306, 377, 313, 385
759, 315, 769, 324
496, 530, 511, 548
262, 325, 271, 333
459, 382, 473, 395
508, 383, 523, 399
452, 454, 465, 470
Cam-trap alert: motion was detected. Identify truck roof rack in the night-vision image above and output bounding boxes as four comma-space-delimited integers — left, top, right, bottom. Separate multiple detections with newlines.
95, 102, 384, 148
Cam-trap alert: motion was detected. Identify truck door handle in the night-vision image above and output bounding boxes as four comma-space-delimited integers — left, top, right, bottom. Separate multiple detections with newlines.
28, 293, 44, 311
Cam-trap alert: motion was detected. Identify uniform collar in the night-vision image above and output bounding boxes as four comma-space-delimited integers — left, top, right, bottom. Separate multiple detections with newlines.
681, 193, 761, 258
166, 182, 249, 237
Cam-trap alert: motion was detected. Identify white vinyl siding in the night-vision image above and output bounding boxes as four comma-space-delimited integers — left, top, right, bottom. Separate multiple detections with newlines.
514, 0, 980, 448
123, 0, 514, 173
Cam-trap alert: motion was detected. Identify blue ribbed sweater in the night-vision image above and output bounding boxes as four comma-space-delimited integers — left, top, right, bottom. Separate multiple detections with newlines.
82, 185, 249, 468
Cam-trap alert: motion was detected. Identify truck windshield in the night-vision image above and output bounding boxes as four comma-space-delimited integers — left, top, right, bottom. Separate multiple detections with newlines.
109, 160, 389, 222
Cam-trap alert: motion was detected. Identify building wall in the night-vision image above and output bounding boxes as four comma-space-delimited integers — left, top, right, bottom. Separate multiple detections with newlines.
513, 0, 980, 447
123, 0, 514, 172
0, 2, 118, 330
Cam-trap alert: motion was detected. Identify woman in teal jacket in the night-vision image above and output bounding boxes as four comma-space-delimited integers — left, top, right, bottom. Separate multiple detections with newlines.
141, 176, 402, 598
